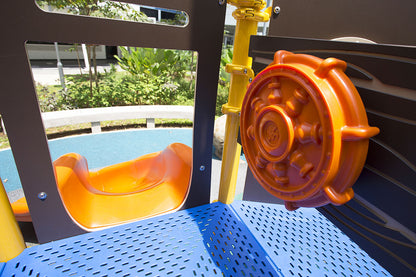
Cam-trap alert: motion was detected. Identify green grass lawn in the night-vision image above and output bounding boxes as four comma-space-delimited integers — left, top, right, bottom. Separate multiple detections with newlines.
0, 133, 9, 149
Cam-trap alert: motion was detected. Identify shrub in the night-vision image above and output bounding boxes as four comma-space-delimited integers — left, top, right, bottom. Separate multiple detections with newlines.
36, 83, 70, 112
215, 47, 233, 116
54, 62, 194, 109
114, 47, 196, 105
36, 46, 230, 114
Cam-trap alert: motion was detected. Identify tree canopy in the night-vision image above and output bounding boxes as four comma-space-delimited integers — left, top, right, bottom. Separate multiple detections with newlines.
36, 0, 149, 22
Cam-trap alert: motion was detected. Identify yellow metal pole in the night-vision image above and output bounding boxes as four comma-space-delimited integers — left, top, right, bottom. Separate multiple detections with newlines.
218, 0, 271, 204
0, 179, 26, 262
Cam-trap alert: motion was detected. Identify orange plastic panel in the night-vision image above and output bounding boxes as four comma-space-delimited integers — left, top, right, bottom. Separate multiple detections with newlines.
10, 197, 31, 222
12, 143, 192, 229
240, 51, 379, 210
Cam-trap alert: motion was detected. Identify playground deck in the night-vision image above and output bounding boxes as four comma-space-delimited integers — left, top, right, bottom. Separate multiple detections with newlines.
0, 201, 391, 276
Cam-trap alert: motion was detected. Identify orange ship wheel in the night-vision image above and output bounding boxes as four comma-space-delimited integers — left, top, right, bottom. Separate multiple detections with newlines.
240, 51, 379, 211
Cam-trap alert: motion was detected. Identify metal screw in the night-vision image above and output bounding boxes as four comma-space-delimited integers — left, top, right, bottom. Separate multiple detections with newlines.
274, 6, 281, 15
200, 165, 206, 171
249, 77, 253, 83
38, 192, 47, 201
243, 68, 248, 74
219, 0, 226, 5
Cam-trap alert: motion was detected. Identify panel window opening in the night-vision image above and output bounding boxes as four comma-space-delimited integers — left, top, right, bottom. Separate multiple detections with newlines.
35, 0, 189, 27
27, 43, 197, 132
3, 42, 199, 231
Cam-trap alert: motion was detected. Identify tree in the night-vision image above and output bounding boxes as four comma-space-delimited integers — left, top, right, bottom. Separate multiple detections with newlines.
160, 12, 188, 26
36, 0, 149, 19
36, 0, 149, 106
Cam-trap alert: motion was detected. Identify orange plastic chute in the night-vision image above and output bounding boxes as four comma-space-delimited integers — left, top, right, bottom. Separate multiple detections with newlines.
11, 197, 31, 222
240, 51, 379, 210
11, 143, 192, 229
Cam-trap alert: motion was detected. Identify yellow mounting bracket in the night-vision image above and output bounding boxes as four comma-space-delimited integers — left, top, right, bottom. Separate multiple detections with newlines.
225, 64, 254, 79
218, 0, 271, 204
222, 103, 241, 115
227, 0, 266, 9
233, 7, 271, 22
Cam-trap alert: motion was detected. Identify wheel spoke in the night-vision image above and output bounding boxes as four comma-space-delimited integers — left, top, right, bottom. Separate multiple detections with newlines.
269, 162, 289, 184
289, 150, 314, 179
295, 122, 321, 144
267, 78, 282, 104
285, 88, 309, 117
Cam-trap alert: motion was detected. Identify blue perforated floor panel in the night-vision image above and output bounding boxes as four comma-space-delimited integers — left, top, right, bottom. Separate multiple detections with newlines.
1, 201, 390, 277
231, 201, 391, 277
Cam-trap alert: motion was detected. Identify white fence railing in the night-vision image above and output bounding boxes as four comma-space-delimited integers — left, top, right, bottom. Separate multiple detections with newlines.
1, 105, 194, 134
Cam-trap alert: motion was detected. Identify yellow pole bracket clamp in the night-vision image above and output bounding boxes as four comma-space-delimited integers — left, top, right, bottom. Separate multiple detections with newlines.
232, 7, 271, 22
225, 64, 254, 79
221, 103, 241, 115
227, 0, 266, 9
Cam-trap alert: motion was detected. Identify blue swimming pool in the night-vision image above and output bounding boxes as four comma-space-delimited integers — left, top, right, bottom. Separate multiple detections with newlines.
0, 128, 193, 193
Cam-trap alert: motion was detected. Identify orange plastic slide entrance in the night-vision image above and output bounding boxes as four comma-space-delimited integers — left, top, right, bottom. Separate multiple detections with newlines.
11, 143, 192, 230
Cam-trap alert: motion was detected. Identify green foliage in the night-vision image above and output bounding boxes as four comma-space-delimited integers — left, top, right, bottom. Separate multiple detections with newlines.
216, 83, 229, 116
36, 46, 197, 110
113, 47, 196, 105
219, 46, 233, 85
36, 0, 148, 22
216, 47, 233, 115
36, 84, 70, 112
0, 133, 10, 149
160, 12, 188, 26
36, 0, 150, 100
115, 47, 194, 78
36, 42, 231, 117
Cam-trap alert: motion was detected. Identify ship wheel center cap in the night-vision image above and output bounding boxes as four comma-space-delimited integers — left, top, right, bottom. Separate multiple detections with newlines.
255, 106, 295, 162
